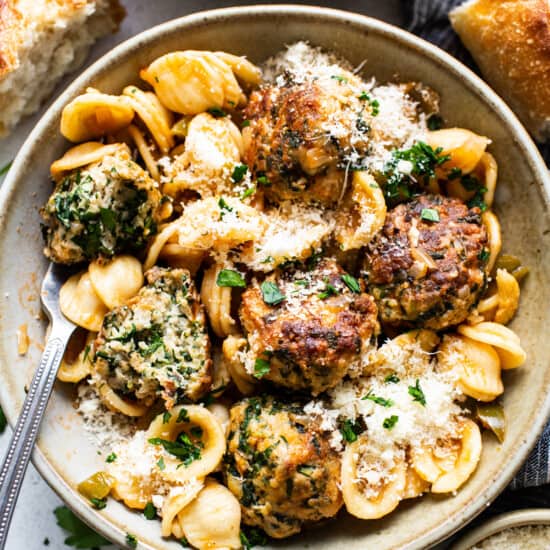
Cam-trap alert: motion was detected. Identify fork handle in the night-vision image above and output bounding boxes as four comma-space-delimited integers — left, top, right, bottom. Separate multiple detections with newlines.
0, 323, 74, 549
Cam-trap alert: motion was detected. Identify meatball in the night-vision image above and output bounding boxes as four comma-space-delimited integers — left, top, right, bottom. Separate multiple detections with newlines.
239, 258, 378, 394
243, 73, 373, 205
363, 194, 488, 330
224, 396, 342, 538
41, 147, 161, 264
94, 267, 212, 408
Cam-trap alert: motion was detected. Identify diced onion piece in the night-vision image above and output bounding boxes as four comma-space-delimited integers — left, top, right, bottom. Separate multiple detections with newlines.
77, 471, 115, 500
88, 255, 143, 309
59, 272, 109, 331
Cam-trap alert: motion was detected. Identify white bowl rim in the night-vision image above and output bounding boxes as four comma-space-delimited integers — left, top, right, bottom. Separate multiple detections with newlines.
1, 5, 549, 550
450, 508, 550, 550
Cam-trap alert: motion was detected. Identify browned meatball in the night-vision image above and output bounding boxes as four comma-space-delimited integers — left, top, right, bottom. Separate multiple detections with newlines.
94, 267, 212, 408
224, 396, 343, 538
363, 194, 488, 330
239, 258, 378, 394
242, 74, 373, 205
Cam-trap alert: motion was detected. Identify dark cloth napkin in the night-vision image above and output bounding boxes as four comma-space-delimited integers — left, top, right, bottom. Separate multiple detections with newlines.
402, 0, 550, 489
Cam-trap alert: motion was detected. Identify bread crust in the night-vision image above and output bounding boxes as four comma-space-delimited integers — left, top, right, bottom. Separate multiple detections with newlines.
450, 0, 550, 141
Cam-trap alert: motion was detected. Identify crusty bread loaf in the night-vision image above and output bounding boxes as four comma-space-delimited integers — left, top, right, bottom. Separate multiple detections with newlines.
0, 0, 125, 137
450, 0, 550, 141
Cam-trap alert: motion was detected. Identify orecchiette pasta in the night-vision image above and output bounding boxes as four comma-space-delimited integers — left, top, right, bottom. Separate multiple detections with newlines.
160, 480, 204, 537
474, 152, 498, 208
60, 88, 135, 142
402, 465, 430, 500
146, 405, 225, 483
438, 334, 503, 401
482, 211, 502, 273
173, 479, 241, 549
97, 380, 149, 417
457, 322, 526, 369
493, 268, 521, 325
50, 142, 127, 180
335, 171, 387, 251
127, 123, 160, 180
88, 255, 143, 309
200, 264, 238, 338
221, 335, 256, 395
342, 439, 407, 519
426, 128, 490, 174
213, 51, 262, 86
122, 86, 174, 153
140, 51, 251, 115
58, 331, 96, 383
59, 271, 109, 332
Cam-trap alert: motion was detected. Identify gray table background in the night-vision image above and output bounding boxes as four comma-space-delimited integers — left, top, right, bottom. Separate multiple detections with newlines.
0, 1, 542, 548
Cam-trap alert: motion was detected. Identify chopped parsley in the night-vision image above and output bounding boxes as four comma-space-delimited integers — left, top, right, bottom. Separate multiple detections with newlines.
358, 91, 380, 116
0, 160, 12, 178
260, 281, 285, 306
143, 502, 157, 520
383, 415, 399, 430
318, 280, 339, 300
218, 197, 233, 218
90, 497, 107, 510
241, 186, 256, 199
126, 533, 138, 548
231, 164, 248, 183
420, 208, 440, 222
384, 374, 400, 384
253, 358, 271, 379
240, 526, 268, 550
340, 419, 362, 443
297, 465, 315, 477
157, 457, 165, 471
448, 167, 462, 180
331, 75, 348, 83
478, 249, 490, 263
176, 407, 190, 423
408, 378, 426, 406
216, 269, 246, 288
162, 411, 172, 424
257, 174, 270, 186
54, 505, 110, 548
241, 119, 251, 128
363, 391, 394, 407
148, 434, 202, 467
341, 273, 361, 293
207, 107, 227, 117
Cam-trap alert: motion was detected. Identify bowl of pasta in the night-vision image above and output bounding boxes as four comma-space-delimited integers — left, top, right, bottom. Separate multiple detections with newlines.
0, 5, 549, 550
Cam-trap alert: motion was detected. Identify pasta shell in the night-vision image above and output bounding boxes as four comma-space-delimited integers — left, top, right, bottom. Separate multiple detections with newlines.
140, 51, 245, 115
341, 439, 406, 520
458, 322, 526, 369
96, 381, 149, 417
439, 334, 503, 401
177, 479, 241, 550
127, 124, 159, 180
146, 405, 225, 483
59, 272, 109, 331
431, 420, 482, 493
482, 211, 502, 273
426, 128, 490, 174
335, 171, 387, 251
161, 480, 204, 537
88, 255, 144, 309
402, 465, 430, 500
222, 335, 256, 395
50, 142, 127, 180
473, 152, 498, 208
493, 268, 520, 325
58, 331, 96, 383
201, 264, 238, 338
214, 51, 262, 86
60, 90, 134, 142
122, 86, 174, 153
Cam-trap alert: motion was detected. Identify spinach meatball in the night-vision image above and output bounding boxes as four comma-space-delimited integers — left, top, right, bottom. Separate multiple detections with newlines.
239, 258, 378, 395
242, 73, 373, 205
93, 267, 212, 408
224, 396, 342, 538
42, 147, 162, 264
363, 194, 489, 330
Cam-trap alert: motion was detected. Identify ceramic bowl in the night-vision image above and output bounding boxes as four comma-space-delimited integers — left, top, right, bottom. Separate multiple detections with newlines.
450, 508, 550, 549
0, 5, 549, 550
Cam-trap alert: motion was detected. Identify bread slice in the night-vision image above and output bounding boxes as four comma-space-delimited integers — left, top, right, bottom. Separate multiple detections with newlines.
450, 0, 550, 142
0, 0, 125, 137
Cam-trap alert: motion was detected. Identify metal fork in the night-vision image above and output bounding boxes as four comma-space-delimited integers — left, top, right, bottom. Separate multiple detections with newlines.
0, 263, 76, 549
